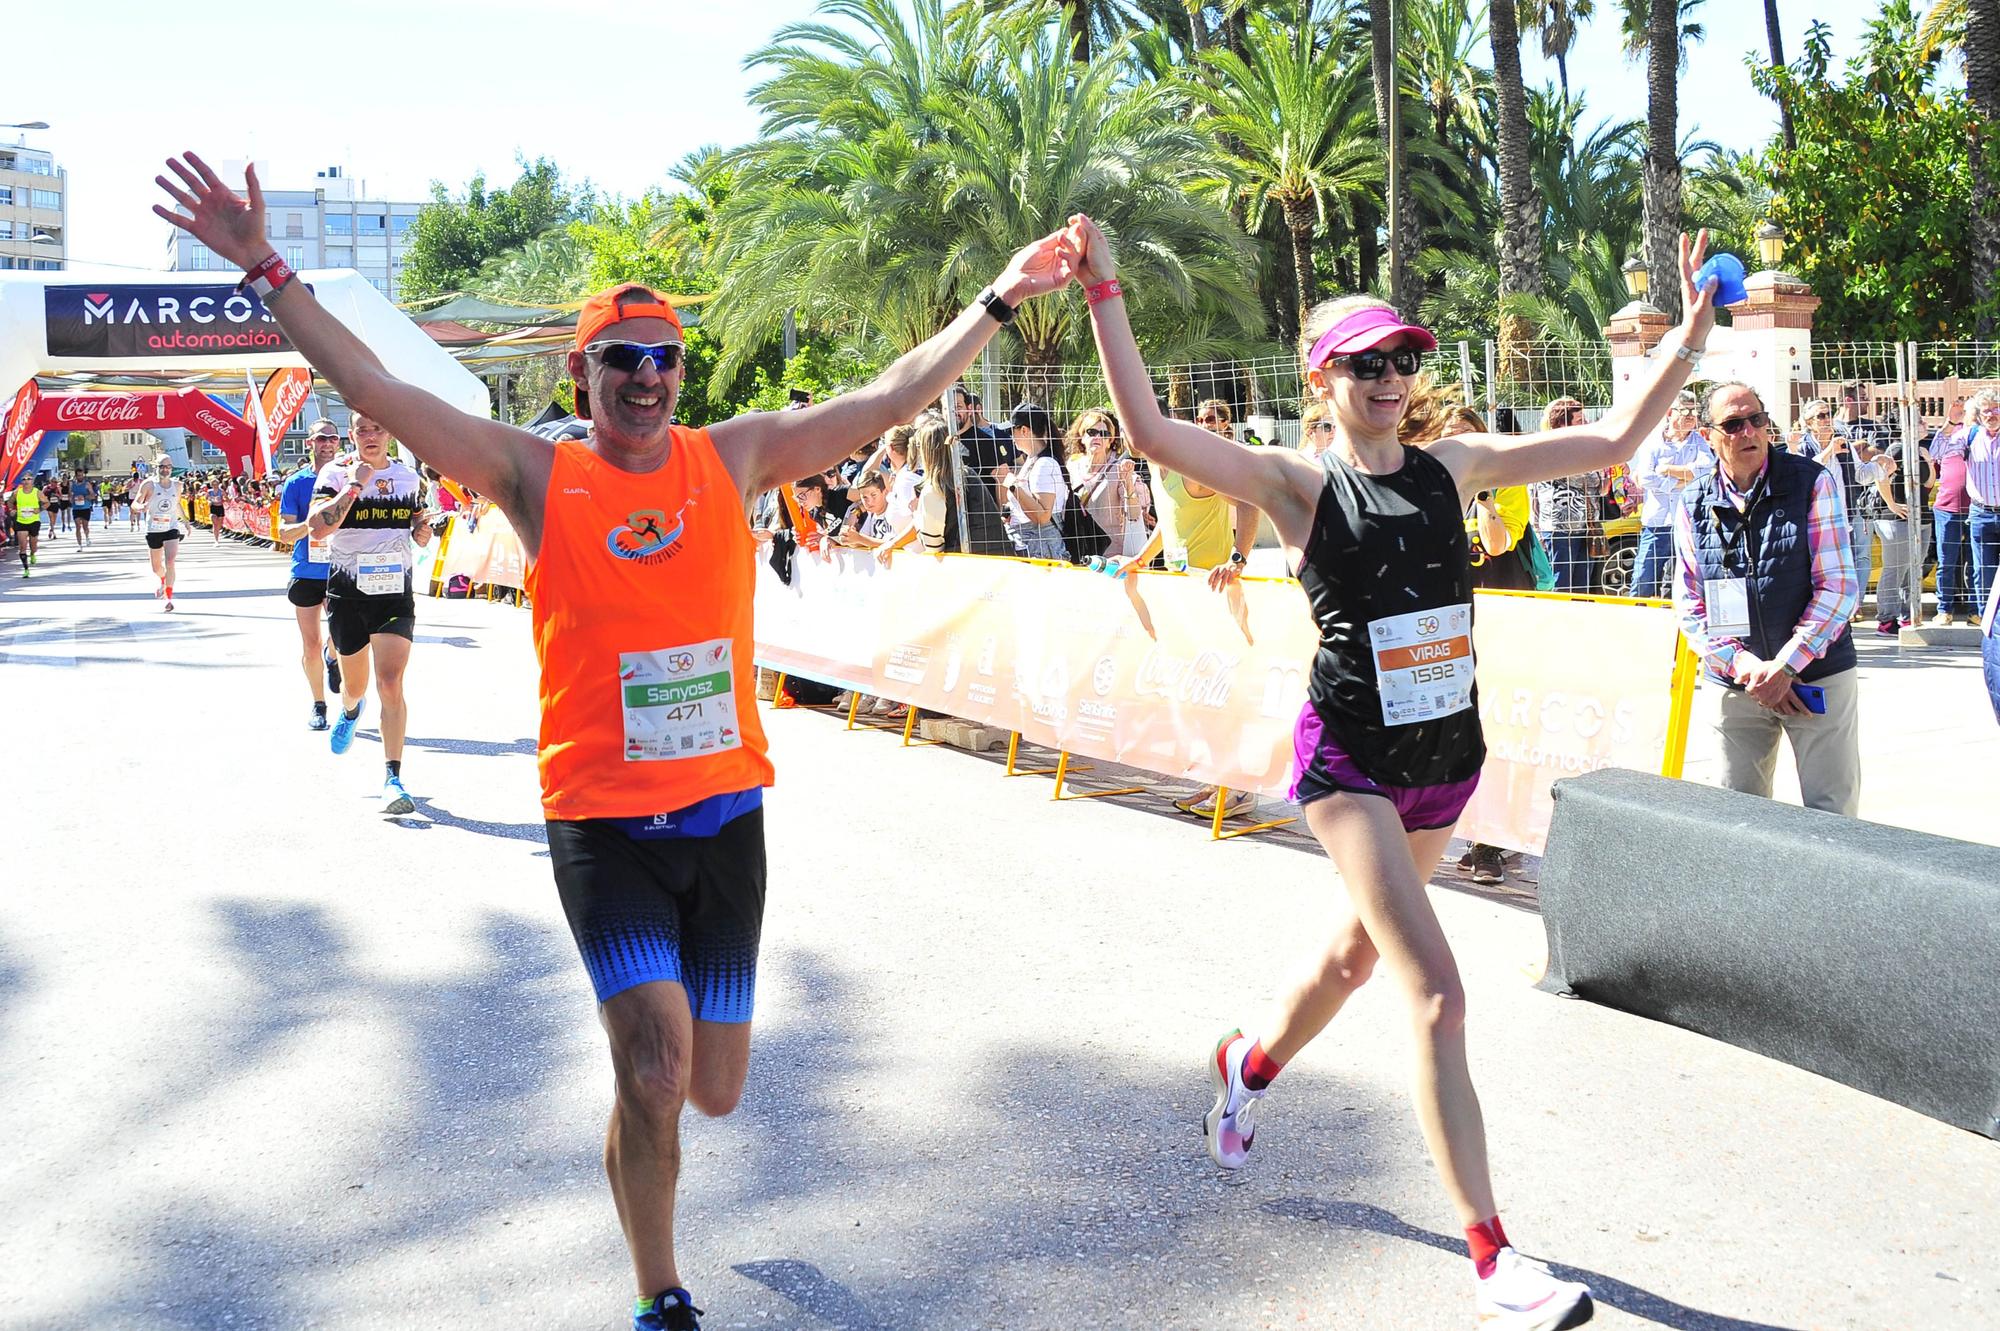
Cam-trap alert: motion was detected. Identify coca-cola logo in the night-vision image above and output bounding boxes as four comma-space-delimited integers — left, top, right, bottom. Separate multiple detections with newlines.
194, 408, 238, 435
1133, 647, 1238, 709
47, 395, 149, 426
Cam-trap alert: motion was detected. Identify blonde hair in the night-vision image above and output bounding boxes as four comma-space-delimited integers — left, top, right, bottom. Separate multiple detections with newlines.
912, 411, 956, 489
882, 423, 916, 459
1195, 398, 1232, 428
1398, 376, 1468, 445
1298, 295, 1398, 366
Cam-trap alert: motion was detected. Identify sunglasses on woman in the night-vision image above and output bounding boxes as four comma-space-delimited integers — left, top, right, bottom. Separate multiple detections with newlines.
1083, 427, 1116, 440
587, 340, 683, 374
1306, 421, 1335, 434
1327, 347, 1424, 380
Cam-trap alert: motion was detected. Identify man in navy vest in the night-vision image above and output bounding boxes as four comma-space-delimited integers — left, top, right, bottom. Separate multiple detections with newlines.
1671, 382, 1863, 816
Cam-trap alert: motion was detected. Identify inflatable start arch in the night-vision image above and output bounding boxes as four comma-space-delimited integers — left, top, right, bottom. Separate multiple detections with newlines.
0, 268, 489, 486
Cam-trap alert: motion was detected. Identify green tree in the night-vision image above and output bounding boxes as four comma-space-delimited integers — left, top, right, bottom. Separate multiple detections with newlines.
1190, 3, 1383, 324
1751, 4, 1988, 338
1626, 0, 1704, 319
1520, 0, 1596, 105
706, 0, 1262, 388
1490, 0, 1545, 362
400, 157, 586, 301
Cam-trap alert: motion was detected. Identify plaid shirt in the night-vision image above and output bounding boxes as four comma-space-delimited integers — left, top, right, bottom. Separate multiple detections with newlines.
1966, 425, 2000, 507
1672, 454, 1860, 682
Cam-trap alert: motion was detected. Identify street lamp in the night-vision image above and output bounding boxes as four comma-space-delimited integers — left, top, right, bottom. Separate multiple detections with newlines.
1622, 255, 1648, 299
1755, 221, 1785, 269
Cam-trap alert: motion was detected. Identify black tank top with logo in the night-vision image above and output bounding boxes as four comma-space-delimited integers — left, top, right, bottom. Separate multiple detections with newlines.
1294, 445, 1485, 787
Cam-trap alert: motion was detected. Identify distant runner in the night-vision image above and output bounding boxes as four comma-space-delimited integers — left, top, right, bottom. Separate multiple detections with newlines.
276, 421, 345, 731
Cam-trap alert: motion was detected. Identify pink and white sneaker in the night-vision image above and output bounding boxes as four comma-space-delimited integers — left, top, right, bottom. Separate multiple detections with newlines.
1474, 1247, 1593, 1329
1202, 1028, 1264, 1170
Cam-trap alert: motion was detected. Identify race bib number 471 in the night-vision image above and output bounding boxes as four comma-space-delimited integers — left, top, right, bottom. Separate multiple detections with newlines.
1368, 603, 1475, 726
619, 639, 741, 761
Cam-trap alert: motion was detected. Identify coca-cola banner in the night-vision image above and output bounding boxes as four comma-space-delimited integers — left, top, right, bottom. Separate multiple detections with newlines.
2, 380, 43, 489
31, 388, 256, 473
252, 367, 313, 472
44, 284, 295, 360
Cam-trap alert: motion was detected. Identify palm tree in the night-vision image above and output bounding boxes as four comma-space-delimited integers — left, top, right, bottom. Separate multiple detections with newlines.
1625, 0, 1703, 319
1366, 0, 1417, 308
706, 0, 1262, 388
1763, 1, 1796, 151
1520, 0, 1596, 106
1969, 0, 2000, 335
1490, 0, 1545, 363
1188, 5, 1384, 325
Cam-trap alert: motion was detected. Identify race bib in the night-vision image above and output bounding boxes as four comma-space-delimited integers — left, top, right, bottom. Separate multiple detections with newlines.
1368, 603, 1475, 727
356, 554, 405, 596
619, 639, 741, 762
1705, 577, 1751, 637
307, 534, 329, 565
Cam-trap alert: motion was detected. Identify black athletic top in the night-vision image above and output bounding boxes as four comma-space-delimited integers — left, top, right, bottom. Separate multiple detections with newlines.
1294, 445, 1485, 786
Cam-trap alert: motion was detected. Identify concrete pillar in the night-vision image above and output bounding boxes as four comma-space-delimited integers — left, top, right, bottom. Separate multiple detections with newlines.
1610, 269, 1819, 430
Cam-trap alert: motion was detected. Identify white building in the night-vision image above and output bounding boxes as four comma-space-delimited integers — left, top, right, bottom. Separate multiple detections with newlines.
0, 139, 65, 271
163, 165, 422, 301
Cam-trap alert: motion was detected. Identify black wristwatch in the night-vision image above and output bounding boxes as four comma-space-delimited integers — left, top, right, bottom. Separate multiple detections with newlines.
1229, 549, 1248, 567
978, 288, 1018, 326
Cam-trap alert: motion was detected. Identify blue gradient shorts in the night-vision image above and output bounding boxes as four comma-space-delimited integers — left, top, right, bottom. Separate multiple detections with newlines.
546, 798, 765, 1021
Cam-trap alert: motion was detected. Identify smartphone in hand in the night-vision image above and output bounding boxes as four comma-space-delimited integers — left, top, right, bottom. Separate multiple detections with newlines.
1791, 682, 1827, 714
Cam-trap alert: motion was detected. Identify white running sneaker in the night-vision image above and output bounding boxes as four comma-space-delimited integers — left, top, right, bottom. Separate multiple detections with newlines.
1475, 1247, 1593, 1330
1202, 1029, 1264, 1170
1188, 788, 1258, 820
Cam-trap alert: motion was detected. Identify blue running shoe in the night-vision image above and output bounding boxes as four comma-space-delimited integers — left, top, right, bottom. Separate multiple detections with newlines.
330, 700, 365, 755
382, 772, 415, 816
635, 1288, 702, 1330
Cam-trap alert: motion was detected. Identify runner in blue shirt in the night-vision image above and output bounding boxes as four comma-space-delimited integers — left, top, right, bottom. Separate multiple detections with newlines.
276, 419, 344, 730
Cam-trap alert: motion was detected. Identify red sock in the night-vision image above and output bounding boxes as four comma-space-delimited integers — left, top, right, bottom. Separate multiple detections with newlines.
1466, 1214, 1510, 1279
1241, 1039, 1284, 1090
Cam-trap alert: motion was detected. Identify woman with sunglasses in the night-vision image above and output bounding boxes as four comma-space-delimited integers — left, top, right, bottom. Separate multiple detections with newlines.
1071, 210, 1718, 1331
1064, 408, 1148, 557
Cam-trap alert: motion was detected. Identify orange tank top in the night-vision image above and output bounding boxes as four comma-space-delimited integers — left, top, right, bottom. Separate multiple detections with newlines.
527, 429, 774, 819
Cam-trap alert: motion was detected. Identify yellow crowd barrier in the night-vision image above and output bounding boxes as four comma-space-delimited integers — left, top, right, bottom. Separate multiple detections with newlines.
755, 548, 1697, 856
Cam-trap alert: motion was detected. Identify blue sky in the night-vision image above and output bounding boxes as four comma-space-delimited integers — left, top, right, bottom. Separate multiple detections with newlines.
12, 0, 1892, 273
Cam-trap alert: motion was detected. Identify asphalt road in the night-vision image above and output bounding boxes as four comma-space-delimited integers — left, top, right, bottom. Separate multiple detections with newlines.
2, 525, 1993, 1330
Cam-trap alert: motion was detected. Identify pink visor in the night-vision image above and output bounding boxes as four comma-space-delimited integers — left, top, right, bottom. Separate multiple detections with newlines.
1307, 306, 1438, 368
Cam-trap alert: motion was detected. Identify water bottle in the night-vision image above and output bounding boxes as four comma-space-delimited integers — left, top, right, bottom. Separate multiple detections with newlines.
1692, 252, 1748, 306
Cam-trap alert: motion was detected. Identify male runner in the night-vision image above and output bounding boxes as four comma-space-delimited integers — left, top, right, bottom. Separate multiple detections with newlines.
132, 456, 184, 609
156, 151, 1074, 1331
12, 473, 43, 575
72, 476, 96, 548
306, 411, 431, 813
276, 420, 344, 730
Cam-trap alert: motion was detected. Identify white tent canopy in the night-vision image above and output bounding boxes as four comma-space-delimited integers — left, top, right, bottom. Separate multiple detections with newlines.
0, 267, 490, 419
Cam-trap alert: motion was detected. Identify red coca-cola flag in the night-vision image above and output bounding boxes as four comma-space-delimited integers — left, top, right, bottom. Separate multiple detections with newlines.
252, 367, 312, 474
2, 381, 43, 490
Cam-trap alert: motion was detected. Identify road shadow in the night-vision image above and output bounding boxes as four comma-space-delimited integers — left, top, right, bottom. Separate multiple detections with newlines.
402, 734, 537, 759
390, 794, 548, 847
32, 902, 588, 1331
1264, 1196, 1806, 1331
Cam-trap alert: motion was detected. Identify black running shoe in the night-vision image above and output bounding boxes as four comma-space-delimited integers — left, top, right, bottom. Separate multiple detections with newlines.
324, 648, 342, 693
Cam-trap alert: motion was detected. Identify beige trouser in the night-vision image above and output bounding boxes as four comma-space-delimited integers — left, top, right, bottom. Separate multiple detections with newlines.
1707, 667, 1862, 817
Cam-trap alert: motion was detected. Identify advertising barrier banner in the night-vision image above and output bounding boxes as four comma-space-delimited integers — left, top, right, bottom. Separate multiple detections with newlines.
755, 550, 1692, 855
44, 284, 295, 359
433, 509, 529, 592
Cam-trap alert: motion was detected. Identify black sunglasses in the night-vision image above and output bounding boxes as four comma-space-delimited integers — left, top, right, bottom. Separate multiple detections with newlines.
1083, 427, 1115, 439
588, 340, 683, 374
1330, 347, 1423, 380
1715, 411, 1770, 437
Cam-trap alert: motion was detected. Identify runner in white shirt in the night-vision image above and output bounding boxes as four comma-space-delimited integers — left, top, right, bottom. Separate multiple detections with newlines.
306, 411, 434, 813
131, 455, 185, 610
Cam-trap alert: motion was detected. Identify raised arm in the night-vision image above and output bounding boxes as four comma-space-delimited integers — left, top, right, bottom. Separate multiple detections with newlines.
1068, 215, 1317, 544
710, 234, 1077, 500
1434, 232, 1719, 496
152, 155, 546, 525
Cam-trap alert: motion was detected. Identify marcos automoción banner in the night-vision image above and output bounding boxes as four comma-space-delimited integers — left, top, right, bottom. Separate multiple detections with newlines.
44, 284, 297, 358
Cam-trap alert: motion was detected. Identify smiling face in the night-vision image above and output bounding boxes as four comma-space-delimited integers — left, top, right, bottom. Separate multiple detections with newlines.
1307, 334, 1423, 440
565, 314, 682, 452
